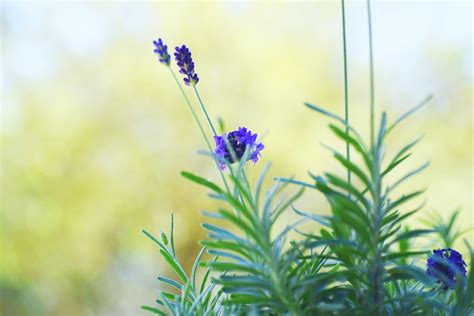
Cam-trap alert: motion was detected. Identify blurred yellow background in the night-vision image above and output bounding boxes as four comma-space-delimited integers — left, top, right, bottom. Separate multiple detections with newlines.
1, 1, 472, 315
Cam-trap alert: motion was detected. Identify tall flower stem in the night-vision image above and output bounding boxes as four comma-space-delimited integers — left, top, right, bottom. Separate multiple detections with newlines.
366, 2, 382, 312
193, 86, 217, 136
367, 0, 375, 148
169, 68, 212, 149
341, 0, 352, 189
168, 67, 231, 193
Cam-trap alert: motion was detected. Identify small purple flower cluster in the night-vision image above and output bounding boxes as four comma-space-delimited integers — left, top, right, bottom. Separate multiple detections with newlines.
153, 39, 199, 86
427, 248, 467, 289
214, 127, 264, 170
174, 45, 199, 86
152, 38, 170, 66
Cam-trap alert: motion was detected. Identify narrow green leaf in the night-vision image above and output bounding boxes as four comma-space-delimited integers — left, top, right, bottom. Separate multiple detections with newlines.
271, 187, 305, 223
141, 305, 166, 315
333, 153, 372, 192
208, 249, 244, 262
274, 177, 314, 189
381, 210, 400, 227
157, 276, 183, 291
376, 112, 387, 149
329, 124, 373, 173
224, 293, 268, 305
159, 249, 189, 284
201, 210, 223, 219
203, 223, 245, 244
192, 247, 206, 290
390, 135, 424, 165
181, 171, 223, 193
304, 102, 347, 125
229, 171, 255, 208
386, 190, 425, 213
220, 190, 256, 225
206, 261, 263, 274
446, 209, 460, 237
382, 154, 411, 177
386, 94, 432, 135
292, 205, 331, 227
325, 173, 370, 211
158, 293, 175, 313
255, 163, 271, 208
389, 204, 424, 228
318, 183, 371, 228
199, 256, 218, 294
382, 251, 428, 261
307, 239, 365, 257
274, 218, 308, 245
389, 162, 430, 191
201, 240, 255, 259
170, 213, 176, 257
181, 282, 191, 308
384, 265, 433, 284
218, 209, 262, 245
379, 225, 401, 243
216, 275, 271, 289
388, 229, 433, 246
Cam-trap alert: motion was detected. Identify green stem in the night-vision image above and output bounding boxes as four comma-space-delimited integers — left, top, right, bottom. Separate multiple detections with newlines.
242, 170, 252, 196
168, 68, 231, 193
370, 142, 384, 315
367, 0, 375, 148
169, 68, 212, 149
193, 85, 217, 136
341, 0, 352, 191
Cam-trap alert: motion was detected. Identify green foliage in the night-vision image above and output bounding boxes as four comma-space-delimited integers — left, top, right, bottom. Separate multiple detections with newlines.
144, 4, 471, 314
143, 213, 229, 315
182, 164, 335, 315
145, 101, 472, 315
295, 104, 440, 314
421, 209, 473, 249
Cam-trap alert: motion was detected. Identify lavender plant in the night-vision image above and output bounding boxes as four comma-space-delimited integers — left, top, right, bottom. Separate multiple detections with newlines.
143, 1, 472, 315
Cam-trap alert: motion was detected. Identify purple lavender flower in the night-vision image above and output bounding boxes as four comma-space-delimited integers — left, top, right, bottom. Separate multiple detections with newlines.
214, 127, 264, 170
174, 45, 199, 86
427, 248, 467, 289
153, 38, 170, 66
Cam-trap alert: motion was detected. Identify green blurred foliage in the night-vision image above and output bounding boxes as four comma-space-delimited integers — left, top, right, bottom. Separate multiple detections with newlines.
1, 2, 472, 315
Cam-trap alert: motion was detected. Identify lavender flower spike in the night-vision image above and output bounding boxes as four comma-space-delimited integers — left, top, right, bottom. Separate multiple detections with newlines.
174, 45, 199, 86
214, 127, 264, 170
153, 38, 170, 66
427, 248, 467, 289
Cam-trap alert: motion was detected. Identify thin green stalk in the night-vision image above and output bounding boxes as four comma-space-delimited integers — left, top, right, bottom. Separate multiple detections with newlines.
193, 85, 217, 136
242, 170, 252, 197
169, 68, 212, 149
367, 0, 375, 148
168, 68, 231, 193
366, 2, 383, 309
341, 0, 352, 190
369, 139, 384, 315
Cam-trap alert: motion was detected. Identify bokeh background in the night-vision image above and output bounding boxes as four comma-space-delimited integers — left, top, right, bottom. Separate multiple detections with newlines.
1, 1, 472, 315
